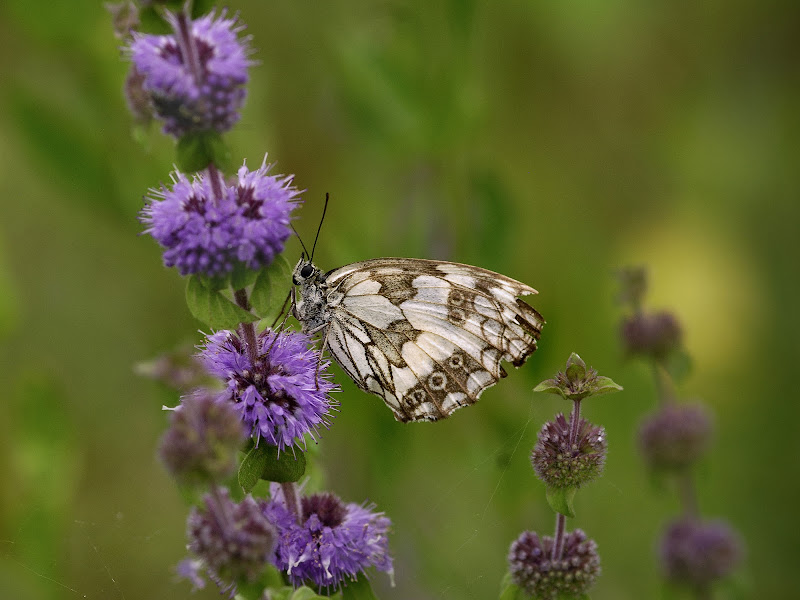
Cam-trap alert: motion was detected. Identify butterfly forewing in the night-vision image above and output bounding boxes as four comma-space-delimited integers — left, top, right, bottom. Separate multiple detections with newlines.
293, 257, 544, 423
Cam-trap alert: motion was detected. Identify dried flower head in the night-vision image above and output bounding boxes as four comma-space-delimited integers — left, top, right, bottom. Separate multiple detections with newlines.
660, 518, 743, 591
128, 10, 251, 136
185, 489, 277, 594
638, 403, 713, 472
158, 390, 246, 485
532, 413, 607, 489
199, 329, 338, 451
140, 160, 299, 277
263, 485, 394, 590
509, 529, 600, 599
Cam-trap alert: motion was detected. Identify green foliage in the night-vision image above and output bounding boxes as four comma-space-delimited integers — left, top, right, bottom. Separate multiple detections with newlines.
499, 572, 527, 600
239, 443, 307, 492
341, 574, 379, 600
186, 274, 258, 329
250, 254, 293, 322
546, 486, 577, 518
176, 131, 232, 173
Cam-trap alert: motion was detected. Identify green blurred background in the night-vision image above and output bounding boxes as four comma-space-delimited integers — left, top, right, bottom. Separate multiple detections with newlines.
1, 1, 797, 598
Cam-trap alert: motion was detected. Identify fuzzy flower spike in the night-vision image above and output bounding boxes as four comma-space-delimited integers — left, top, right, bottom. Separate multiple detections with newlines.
199, 329, 339, 452
128, 10, 252, 137
141, 159, 300, 277
263, 484, 394, 590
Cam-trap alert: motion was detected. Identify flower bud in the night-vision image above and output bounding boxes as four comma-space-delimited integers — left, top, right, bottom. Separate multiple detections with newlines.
638, 403, 712, 471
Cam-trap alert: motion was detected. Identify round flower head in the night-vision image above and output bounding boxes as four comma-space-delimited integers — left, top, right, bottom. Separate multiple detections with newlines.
184, 489, 276, 594
620, 310, 683, 361
509, 529, 600, 599
128, 10, 251, 137
141, 160, 300, 277
263, 484, 394, 590
159, 389, 246, 485
639, 403, 712, 472
531, 413, 607, 489
199, 329, 338, 451
659, 518, 743, 591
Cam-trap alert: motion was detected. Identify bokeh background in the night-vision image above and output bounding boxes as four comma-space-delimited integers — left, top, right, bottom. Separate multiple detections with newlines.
1, 1, 798, 598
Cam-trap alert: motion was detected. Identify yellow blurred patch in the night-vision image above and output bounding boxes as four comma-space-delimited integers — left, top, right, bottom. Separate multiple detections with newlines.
616, 217, 763, 374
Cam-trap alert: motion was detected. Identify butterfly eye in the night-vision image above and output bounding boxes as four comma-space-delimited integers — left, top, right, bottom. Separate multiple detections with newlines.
300, 264, 314, 278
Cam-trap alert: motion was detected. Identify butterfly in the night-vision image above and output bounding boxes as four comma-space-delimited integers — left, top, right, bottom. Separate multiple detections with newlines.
291, 256, 544, 422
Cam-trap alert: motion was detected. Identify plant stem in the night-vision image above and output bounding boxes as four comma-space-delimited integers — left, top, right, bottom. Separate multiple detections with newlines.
233, 289, 259, 365
174, 10, 203, 85
677, 470, 699, 518
206, 162, 225, 205
568, 399, 582, 446
551, 512, 566, 561
652, 362, 677, 405
281, 482, 302, 525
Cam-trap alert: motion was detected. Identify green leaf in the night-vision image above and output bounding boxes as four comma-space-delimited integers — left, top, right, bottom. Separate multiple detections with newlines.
589, 376, 623, 397
499, 572, 526, 600
290, 587, 330, 600
533, 378, 564, 397
186, 275, 257, 329
230, 263, 259, 291
251, 255, 293, 321
341, 573, 379, 600
176, 131, 231, 173
546, 486, 576, 518
239, 444, 307, 492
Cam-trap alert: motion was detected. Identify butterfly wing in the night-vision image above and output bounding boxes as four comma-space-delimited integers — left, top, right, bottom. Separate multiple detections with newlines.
322, 258, 544, 422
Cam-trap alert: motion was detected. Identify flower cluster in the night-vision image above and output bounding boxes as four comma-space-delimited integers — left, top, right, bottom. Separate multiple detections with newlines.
141, 160, 300, 277
182, 489, 277, 594
159, 389, 246, 486
531, 413, 607, 489
128, 11, 251, 137
638, 403, 712, 472
263, 484, 394, 590
199, 328, 338, 451
508, 529, 600, 599
659, 518, 743, 590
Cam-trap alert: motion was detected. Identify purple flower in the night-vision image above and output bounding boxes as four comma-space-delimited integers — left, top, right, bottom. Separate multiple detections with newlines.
660, 518, 743, 590
141, 160, 300, 277
184, 488, 277, 594
263, 484, 394, 590
199, 329, 338, 451
638, 403, 713, 472
159, 389, 246, 485
620, 310, 683, 361
508, 529, 600, 599
128, 10, 251, 137
531, 413, 607, 489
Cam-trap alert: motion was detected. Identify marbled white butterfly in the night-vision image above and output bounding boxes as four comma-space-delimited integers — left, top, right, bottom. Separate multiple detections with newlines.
291, 256, 544, 422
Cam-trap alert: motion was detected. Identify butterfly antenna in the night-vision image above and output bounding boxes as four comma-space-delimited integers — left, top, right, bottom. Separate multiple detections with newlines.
310, 193, 329, 261
291, 223, 310, 260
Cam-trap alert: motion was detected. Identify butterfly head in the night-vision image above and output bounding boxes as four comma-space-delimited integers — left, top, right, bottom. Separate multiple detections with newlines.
292, 256, 324, 286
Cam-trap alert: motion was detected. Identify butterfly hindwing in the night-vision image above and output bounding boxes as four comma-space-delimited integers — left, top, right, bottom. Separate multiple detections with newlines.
299, 258, 544, 422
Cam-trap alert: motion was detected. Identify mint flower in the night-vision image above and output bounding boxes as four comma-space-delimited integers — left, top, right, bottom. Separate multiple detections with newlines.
660, 518, 743, 591
182, 489, 276, 594
532, 414, 607, 489
158, 389, 246, 486
508, 529, 600, 599
638, 403, 712, 472
128, 10, 251, 137
141, 160, 300, 277
199, 329, 338, 451
263, 485, 394, 590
